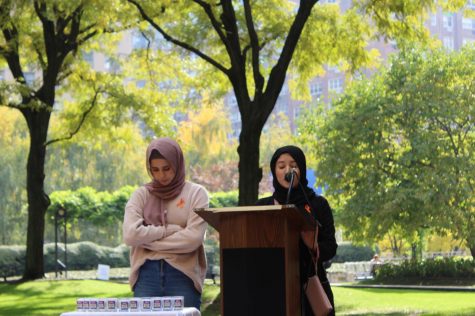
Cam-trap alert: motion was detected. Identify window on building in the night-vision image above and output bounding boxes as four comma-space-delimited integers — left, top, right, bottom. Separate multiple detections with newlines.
443, 13, 454, 32
430, 14, 437, 26
328, 78, 343, 94
462, 18, 474, 31
293, 105, 301, 120
443, 36, 454, 50
310, 82, 322, 99
24, 72, 35, 86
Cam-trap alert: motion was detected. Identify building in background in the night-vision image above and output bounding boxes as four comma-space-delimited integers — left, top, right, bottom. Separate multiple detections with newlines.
224, 0, 475, 137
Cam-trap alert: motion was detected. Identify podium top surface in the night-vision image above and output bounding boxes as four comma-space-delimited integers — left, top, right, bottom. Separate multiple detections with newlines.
196, 204, 290, 213
195, 204, 315, 231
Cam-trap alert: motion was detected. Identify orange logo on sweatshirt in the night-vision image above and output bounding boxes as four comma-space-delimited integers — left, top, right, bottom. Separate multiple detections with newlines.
304, 204, 311, 213
176, 198, 185, 208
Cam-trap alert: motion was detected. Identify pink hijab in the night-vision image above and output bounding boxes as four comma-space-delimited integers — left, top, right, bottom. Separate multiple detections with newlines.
143, 138, 186, 226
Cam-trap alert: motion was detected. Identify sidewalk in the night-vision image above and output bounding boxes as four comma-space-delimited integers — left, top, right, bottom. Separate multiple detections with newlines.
332, 283, 475, 292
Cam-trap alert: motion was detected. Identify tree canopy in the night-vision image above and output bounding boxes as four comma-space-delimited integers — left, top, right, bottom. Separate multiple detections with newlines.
126, 0, 467, 205
298, 45, 475, 256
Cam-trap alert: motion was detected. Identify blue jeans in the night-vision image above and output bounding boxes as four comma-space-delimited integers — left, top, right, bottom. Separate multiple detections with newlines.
133, 259, 201, 310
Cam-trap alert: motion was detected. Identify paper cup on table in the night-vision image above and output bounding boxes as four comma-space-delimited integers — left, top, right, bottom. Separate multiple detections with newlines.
151, 297, 163, 311
76, 298, 85, 311
89, 298, 98, 311
119, 298, 130, 312
129, 297, 141, 312
82, 298, 90, 311
141, 297, 152, 311
172, 296, 184, 310
97, 298, 107, 312
162, 297, 173, 311
107, 298, 118, 311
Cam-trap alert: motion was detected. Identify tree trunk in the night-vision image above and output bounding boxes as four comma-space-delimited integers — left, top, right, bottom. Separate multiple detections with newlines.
237, 117, 263, 206
22, 110, 51, 280
467, 237, 475, 258
410, 243, 417, 262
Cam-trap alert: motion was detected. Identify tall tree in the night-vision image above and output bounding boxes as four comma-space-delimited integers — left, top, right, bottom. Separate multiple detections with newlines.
0, 0, 126, 280
127, 0, 454, 205
298, 46, 475, 256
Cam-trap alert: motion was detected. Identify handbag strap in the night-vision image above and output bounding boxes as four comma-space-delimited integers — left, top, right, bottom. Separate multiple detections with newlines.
309, 224, 320, 274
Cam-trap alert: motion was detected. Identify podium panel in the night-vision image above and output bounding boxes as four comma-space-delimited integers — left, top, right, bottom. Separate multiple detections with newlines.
222, 248, 285, 316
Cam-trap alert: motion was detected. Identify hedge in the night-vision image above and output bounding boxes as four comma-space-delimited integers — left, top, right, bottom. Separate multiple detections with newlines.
48, 187, 238, 225
0, 242, 129, 280
332, 242, 374, 263
209, 190, 238, 208
374, 257, 475, 283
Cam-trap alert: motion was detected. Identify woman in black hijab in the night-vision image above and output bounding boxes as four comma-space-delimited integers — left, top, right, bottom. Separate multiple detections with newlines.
256, 145, 337, 315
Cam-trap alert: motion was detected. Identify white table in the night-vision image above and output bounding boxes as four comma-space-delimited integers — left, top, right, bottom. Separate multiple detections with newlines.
60, 307, 200, 316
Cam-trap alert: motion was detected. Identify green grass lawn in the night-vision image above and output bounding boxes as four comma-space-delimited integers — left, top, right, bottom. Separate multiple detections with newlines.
0, 279, 221, 316
1, 280, 474, 315
333, 286, 475, 315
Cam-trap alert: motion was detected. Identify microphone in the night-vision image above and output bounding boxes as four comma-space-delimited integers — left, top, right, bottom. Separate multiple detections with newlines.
285, 168, 297, 182
285, 168, 297, 204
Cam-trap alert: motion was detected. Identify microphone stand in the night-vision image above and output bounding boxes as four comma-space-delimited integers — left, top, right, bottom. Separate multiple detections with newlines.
285, 171, 295, 204
286, 169, 323, 267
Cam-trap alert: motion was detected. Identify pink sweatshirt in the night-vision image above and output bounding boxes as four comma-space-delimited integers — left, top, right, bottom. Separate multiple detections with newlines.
123, 181, 209, 292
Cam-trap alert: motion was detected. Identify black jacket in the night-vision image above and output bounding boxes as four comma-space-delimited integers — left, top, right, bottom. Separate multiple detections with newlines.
256, 195, 337, 284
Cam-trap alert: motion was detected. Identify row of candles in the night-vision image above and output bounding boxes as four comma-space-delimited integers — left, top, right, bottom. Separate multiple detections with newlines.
76, 296, 184, 312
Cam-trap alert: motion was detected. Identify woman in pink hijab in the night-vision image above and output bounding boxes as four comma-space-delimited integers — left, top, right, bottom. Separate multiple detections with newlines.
123, 138, 209, 310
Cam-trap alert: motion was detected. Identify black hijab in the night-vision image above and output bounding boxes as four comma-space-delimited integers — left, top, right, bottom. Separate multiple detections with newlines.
270, 145, 316, 208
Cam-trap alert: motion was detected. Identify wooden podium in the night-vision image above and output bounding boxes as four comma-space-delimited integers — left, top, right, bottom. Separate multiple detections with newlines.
195, 205, 315, 316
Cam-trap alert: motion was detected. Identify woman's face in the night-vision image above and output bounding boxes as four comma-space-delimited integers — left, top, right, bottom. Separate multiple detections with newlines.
275, 153, 300, 189
150, 158, 176, 186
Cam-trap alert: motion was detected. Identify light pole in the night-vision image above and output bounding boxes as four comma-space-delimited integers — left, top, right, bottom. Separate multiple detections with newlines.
54, 207, 68, 278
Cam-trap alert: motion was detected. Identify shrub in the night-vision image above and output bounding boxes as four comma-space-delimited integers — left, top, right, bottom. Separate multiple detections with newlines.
332, 242, 374, 263
0, 246, 25, 280
374, 257, 475, 284
209, 191, 238, 208
0, 242, 130, 279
